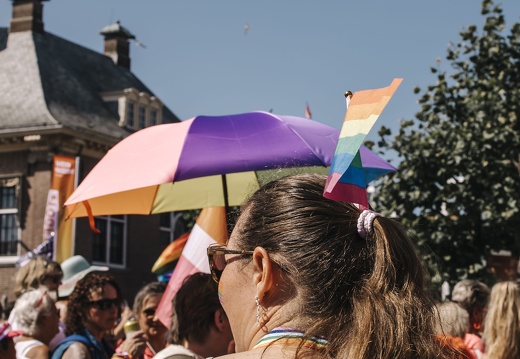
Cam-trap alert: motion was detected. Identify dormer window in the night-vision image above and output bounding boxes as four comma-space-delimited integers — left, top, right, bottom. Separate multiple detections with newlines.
150, 109, 157, 126
138, 106, 146, 129
100, 88, 164, 130
126, 101, 135, 128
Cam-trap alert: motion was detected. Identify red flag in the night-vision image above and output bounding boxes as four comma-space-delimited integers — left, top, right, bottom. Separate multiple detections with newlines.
155, 207, 228, 328
305, 102, 312, 119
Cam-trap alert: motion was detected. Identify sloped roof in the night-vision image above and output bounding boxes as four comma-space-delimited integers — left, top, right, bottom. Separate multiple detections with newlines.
0, 27, 179, 142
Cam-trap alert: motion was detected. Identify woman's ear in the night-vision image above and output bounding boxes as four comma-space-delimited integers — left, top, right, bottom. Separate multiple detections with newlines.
213, 308, 229, 332
252, 247, 275, 301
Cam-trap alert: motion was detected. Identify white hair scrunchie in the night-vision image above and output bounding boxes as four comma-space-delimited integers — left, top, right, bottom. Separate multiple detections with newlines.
357, 210, 381, 239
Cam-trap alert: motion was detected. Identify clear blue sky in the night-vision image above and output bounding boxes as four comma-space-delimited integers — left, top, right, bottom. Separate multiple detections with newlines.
1, 1, 519, 151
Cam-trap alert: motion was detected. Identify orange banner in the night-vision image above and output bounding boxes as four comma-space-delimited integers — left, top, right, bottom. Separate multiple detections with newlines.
49, 155, 77, 262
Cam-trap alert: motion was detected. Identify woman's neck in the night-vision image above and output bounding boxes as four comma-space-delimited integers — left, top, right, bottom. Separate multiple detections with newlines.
244, 316, 314, 351
253, 328, 328, 351
83, 324, 105, 341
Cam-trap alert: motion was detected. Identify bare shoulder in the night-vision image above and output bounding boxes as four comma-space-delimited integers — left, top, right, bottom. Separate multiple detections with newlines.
26, 344, 50, 359
62, 342, 91, 359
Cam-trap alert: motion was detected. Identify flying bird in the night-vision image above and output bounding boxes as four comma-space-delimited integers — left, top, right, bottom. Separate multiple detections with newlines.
244, 22, 251, 35
134, 39, 147, 48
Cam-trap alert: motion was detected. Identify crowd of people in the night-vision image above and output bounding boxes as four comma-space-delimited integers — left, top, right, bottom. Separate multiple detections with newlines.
1, 173, 519, 359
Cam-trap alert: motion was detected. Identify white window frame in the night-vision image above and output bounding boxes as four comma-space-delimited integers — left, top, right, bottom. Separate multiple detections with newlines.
92, 215, 127, 269
0, 177, 21, 263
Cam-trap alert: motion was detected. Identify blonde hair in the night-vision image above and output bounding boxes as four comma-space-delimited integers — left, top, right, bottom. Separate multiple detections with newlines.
483, 281, 520, 359
14, 256, 62, 297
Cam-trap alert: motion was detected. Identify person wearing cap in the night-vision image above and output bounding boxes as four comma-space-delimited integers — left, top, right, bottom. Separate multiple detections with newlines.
9, 288, 60, 359
0, 322, 23, 359
58, 256, 109, 300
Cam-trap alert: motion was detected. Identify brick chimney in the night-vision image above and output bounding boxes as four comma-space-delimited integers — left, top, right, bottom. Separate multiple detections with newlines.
99, 21, 135, 70
10, 0, 48, 34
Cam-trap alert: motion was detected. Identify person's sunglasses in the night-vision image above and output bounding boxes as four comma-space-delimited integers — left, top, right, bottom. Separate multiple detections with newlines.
142, 308, 156, 317
207, 244, 254, 283
87, 298, 121, 311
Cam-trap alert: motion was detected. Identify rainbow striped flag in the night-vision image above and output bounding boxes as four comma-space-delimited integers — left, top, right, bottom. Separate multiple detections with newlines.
155, 207, 227, 329
323, 78, 402, 208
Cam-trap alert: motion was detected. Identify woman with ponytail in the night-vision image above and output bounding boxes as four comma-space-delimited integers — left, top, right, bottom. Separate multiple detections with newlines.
207, 173, 457, 358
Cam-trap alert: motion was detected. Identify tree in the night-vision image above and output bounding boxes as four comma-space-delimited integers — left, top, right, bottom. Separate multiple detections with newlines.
372, 0, 520, 285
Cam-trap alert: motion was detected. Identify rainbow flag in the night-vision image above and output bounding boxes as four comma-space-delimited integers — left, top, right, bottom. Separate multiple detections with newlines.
151, 232, 190, 276
155, 207, 227, 329
323, 78, 402, 208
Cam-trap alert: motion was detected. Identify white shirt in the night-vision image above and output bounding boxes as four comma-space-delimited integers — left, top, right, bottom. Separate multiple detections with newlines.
15, 339, 45, 359
153, 344, 205, 359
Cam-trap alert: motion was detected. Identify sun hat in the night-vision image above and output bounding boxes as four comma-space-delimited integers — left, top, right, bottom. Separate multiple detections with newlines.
0, 322, 23, 342
58, 255, 108, 298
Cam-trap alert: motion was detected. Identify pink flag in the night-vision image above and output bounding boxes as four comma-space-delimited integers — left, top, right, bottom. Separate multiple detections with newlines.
155, 207, 228, 328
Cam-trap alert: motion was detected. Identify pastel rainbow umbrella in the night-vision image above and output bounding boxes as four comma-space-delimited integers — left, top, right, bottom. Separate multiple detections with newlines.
63, 111, 397, 225
323, 78, 402, 208
155, 206, 227, 329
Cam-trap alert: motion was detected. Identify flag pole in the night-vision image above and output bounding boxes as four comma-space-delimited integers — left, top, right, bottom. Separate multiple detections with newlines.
220, 174, 230, 234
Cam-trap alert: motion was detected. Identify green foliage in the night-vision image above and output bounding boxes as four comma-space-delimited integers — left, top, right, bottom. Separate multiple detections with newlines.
374, 0, 520, 286
179, 209, 200, 230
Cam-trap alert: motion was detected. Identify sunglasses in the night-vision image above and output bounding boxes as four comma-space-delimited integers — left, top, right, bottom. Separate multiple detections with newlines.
207, 244, 254, 283
142, 308, 156, 317
87, 298, 121, 311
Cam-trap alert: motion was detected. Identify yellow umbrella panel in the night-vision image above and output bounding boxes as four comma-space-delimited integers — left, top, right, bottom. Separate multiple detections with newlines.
65, 167, 329, 219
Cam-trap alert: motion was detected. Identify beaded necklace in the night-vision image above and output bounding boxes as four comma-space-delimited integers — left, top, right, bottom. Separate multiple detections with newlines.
252, 327, 328, 351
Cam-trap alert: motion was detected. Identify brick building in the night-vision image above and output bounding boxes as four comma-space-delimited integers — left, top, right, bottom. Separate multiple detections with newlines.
0, 0, 187, 305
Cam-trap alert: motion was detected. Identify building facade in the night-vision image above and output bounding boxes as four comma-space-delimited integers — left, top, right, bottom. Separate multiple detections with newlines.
0, 0, 187, 305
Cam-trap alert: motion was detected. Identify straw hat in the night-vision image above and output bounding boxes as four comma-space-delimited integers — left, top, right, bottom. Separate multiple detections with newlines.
59, 255, 108, 297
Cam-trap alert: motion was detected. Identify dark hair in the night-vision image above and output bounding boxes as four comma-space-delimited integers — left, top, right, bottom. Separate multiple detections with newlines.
133, 282, 166, 315
234, 173, 455, 358
65, 272, 122, 335
0, 336, 11, 351
170, 273, 222, 345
